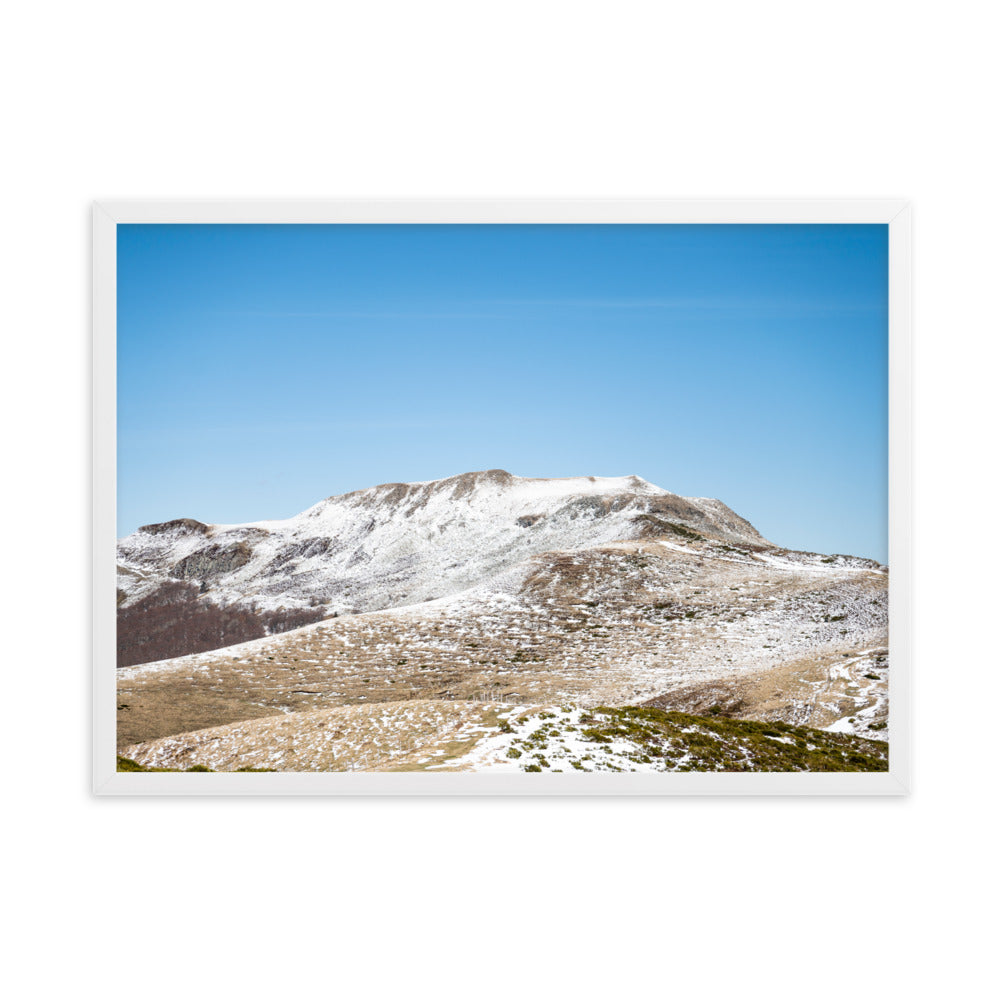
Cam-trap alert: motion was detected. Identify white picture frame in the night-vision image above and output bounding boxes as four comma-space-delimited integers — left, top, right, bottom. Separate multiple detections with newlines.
93, 199, 911, 796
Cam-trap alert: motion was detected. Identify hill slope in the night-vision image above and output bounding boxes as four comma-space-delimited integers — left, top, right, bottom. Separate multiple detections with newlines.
120, 701, 889, 774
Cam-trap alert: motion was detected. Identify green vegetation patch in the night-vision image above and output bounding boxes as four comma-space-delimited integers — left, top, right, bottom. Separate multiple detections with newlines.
518, 707, 888, 773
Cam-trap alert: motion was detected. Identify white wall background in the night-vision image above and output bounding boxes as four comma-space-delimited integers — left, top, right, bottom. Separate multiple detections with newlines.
3, 2, 995, 996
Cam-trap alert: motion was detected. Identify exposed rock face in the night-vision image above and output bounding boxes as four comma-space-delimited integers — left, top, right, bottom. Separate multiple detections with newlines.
139, 518, 211, 536
263, 537, 332, 575
171, 541, 254, 580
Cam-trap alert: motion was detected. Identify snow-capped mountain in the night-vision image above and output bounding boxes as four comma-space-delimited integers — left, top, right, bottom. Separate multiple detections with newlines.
117, 470, 768, 664
116, 470, 890, 767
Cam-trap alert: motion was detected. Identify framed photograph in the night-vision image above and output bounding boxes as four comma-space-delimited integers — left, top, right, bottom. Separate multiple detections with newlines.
93, 200, 911, 795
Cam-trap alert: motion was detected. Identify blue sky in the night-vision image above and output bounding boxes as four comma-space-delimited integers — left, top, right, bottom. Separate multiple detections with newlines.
118, 223, 888, 560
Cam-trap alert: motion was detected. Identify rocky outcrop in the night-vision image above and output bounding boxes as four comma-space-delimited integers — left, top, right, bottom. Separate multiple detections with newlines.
170, 541, 254, 580
139, 517, 210, 536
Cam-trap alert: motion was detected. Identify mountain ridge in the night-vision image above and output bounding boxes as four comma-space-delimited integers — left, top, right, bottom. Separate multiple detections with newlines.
116, 470, 771, 666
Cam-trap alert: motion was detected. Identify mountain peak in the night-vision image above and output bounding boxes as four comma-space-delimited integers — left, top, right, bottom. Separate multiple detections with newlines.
373, 469, 663, 497
117, 469, 770, 665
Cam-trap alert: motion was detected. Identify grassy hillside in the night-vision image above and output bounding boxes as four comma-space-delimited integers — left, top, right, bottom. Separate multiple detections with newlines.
119, 703, 887, 773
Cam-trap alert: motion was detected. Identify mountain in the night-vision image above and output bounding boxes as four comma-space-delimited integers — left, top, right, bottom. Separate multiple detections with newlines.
116, 470, 768, 666
116, 470, 889, 770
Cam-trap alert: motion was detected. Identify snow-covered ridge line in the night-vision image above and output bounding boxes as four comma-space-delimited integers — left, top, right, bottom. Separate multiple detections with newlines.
207, 470, 671, 531
115, 469, 772, 665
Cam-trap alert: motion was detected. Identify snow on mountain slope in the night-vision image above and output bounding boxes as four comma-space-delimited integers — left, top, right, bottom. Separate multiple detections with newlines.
117, 469, 767, 619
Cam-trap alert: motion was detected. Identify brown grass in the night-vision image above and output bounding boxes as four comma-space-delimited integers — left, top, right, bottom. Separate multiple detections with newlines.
122, 700, 512, 772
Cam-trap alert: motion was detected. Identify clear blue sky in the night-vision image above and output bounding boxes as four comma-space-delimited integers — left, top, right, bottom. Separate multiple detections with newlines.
118, 223, 888, 561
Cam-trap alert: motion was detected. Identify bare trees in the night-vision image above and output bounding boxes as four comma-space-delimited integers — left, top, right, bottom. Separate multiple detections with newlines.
116, 582, 325, 667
